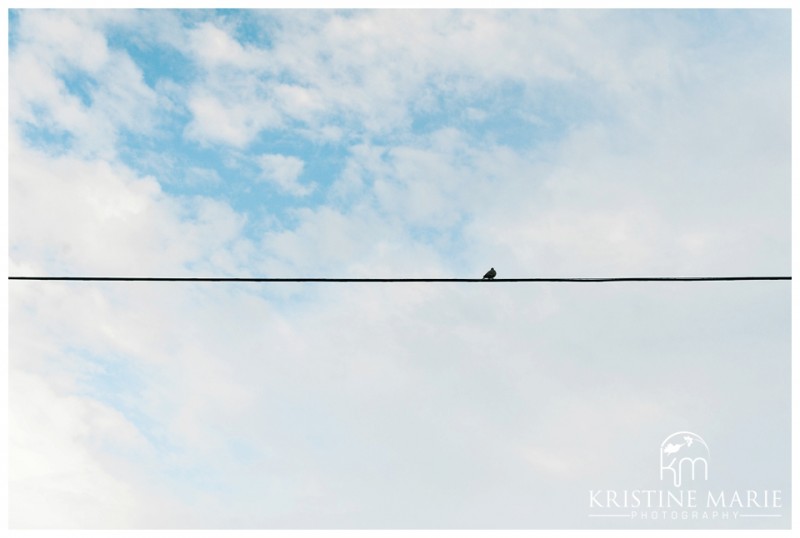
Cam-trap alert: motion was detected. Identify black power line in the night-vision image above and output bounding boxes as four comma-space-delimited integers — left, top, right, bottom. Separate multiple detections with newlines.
7, 276, 792, 283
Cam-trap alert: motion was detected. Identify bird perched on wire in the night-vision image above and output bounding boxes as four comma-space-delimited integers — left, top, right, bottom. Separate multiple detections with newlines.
482, 267, 497, 280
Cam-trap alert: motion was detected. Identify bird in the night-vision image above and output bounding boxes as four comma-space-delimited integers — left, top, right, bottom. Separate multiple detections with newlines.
482, 267, 496, 280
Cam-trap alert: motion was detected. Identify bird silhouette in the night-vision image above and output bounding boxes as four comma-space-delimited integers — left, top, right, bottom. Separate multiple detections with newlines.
483, 267, 496, 280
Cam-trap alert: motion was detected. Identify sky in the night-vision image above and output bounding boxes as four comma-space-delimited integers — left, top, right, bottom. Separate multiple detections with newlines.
5, 7, 793, 531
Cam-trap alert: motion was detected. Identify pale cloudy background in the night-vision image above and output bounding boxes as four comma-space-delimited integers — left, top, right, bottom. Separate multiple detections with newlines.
7, 7, 791, 529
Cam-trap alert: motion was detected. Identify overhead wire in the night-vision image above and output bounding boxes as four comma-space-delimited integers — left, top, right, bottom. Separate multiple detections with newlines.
7, 276, 792, 283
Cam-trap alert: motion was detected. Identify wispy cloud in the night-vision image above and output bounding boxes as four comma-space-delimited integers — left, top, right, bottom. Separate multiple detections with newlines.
256, 153, 313, 196
9, 11, 159, 158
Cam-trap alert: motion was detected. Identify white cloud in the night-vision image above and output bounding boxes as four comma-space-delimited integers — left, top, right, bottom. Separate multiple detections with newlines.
187, 21, 268, 70
8, 133, 247, 276
13, 10, 113, 73
9, 11, 159, 158
9, 370, 147, 528
273, 83, 326, 123
174, 11, 653, 145
185, 91, 282, 148
256, 153, 313, 196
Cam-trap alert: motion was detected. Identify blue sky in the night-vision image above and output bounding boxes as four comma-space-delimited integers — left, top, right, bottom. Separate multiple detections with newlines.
9, 9, 728, 246
7, 7, 793, 531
